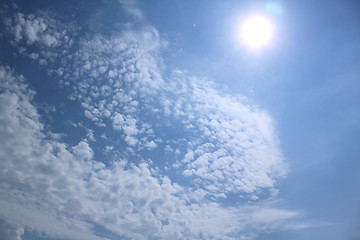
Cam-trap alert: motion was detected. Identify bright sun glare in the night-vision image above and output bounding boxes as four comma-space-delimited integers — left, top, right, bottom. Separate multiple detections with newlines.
240, 15, 273, 49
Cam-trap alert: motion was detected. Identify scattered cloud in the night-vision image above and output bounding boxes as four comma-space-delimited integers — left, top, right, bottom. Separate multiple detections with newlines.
0, 3, 311, 240
44, 20, 287, 198
0, 54, 298, 240
1, 4, 77, 65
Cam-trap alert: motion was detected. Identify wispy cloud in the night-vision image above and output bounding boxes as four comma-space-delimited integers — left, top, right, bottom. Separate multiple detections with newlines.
0, 219, 24, 240
118, 0, 144, 20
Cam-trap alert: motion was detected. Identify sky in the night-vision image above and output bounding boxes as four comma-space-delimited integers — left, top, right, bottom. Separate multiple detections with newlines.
0, 0, 359, 239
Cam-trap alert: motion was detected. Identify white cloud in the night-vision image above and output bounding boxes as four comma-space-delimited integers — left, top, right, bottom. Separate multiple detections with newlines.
2, 6, 76, 65
0, 3, 313, 239
158, 72, 288, 196
118, 0, 144, 20
0, 66, 105, 240
72, 141, 94, 161
0, 64, 303, 240
144, 140, 157, 150
86, 128, 96, 141
11, 12, 67, 47
3, 0, 287, 196
124, 135, 138, 146
104, 145, 113, 152
183, 150, 195, 163
48, 21, 287, 199
112, 112, 125, 130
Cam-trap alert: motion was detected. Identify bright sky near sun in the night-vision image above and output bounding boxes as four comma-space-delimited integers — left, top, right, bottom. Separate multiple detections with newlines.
240, 15, 273, 48
0, 1, 359, 240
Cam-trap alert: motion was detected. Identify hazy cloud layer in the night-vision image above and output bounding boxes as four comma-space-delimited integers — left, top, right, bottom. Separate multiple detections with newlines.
0, 219, 24, 240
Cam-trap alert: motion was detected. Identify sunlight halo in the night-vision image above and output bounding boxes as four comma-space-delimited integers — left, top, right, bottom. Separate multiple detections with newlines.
240, 15, 273, 49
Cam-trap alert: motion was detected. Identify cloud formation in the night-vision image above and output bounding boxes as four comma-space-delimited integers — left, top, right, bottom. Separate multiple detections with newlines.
0, 219, 24, 240
0, 3, 304, 240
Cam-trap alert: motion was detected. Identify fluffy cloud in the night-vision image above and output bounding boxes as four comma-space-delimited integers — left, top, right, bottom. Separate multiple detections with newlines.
72, 141, 94, 161
164, 73, 288, 195
49, 24, 287, 198
0, 61, 300, 240
0, 65, 106, 240
0, 3, 306, 240
1, 4, 76, 65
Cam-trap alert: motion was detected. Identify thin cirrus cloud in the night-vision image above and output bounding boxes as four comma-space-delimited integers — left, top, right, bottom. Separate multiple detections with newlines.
0, 2, 311, 240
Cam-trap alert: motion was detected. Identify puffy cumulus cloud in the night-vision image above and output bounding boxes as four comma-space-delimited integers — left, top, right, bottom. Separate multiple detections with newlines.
1, 3, 163, 152
35, 9, 287, 197
163, 72, 288, 197
0, 3, 305, 240
51, 21, 287, 199
54, 25, 164, 153
72, 141, 94, 161
1, 4, 77, 64
0, 65, 106, 240
0, 65, 301, 239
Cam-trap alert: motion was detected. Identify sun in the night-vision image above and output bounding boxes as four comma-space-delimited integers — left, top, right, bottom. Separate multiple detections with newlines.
240, 15, 273, 49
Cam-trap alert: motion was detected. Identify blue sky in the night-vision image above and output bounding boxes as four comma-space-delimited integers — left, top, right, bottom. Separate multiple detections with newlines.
0, 0, 359, 239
